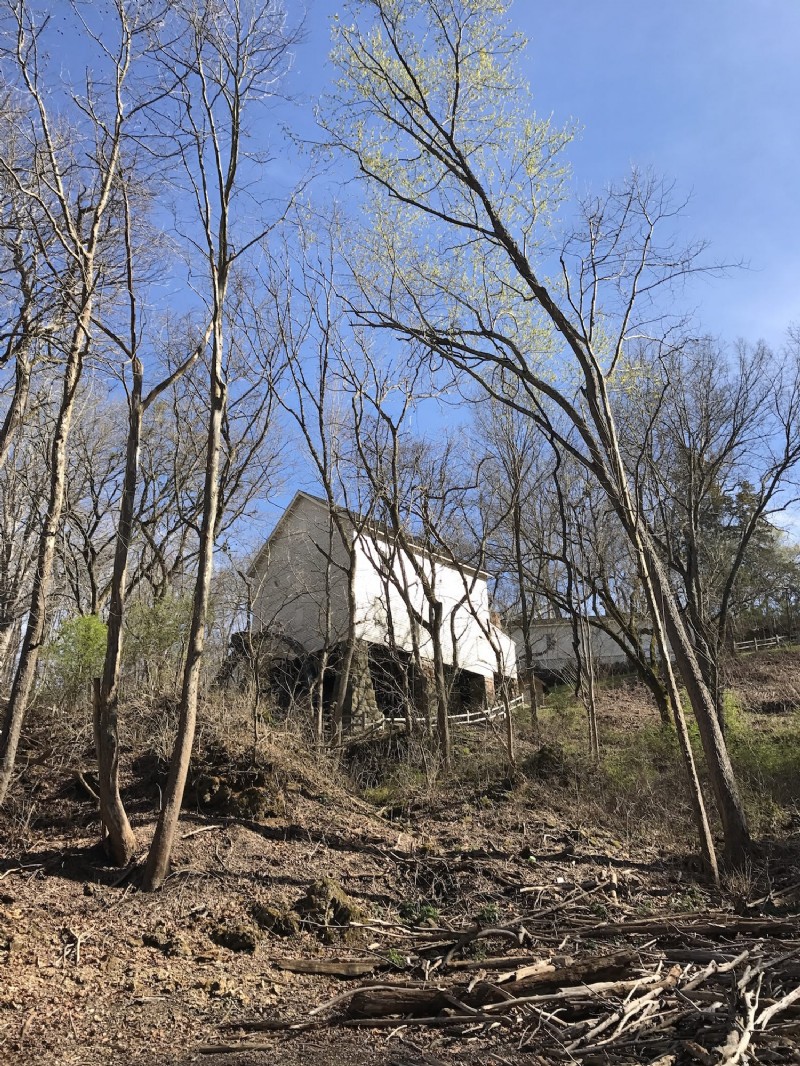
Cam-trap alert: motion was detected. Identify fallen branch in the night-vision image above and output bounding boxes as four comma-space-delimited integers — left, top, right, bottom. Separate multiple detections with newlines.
180, 824, 226, 840
276, 958, 378, 978
218, 903, 800, 1059
75, 771, 100, 804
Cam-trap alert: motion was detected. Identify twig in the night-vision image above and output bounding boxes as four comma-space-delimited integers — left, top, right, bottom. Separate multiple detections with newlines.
75, 770, 100, 803
565, 967, 681, 1051
756, 981, 800, 1029
0, 863, 42, 881
181, 824, 225, 840
718, 973, 762, 1064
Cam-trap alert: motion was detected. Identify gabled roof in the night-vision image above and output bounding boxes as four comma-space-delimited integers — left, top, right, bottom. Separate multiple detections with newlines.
248, 489, 489, 580
247, 491, 335, 577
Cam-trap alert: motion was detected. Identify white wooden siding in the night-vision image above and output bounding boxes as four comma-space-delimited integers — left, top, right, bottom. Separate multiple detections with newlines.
251, 492, 516, 679
251, 495, 350, 652
352, 529, 515, 678
511, 620, 631, 672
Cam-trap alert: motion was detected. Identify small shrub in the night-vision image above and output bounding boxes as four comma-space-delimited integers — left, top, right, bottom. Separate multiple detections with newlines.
476, 902, 500, 924
40, 614, 108, 708
448, 745, 516, 794
361, 784, 389, 806
468, 940, 488, 960
521, 742, 571, 780
543, 683, 581, 717
729, 712, 800, 832
399, 900, 440, 924
123, 594, 193, 692
722, 690, 747, 736
600, 724, 679, 796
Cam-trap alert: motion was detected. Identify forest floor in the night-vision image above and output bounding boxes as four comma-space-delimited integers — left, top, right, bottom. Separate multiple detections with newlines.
3, 650, 800, 1066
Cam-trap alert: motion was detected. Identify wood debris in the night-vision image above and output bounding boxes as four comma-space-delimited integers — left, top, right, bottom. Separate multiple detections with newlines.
213, 903, 800, 1063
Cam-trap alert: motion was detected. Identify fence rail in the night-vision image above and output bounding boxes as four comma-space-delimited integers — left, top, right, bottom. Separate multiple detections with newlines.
734, 634, 788, 652
386, 692, 524, 729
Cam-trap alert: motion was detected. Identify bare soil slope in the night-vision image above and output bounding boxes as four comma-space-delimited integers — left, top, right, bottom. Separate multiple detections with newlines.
3, 656, 800, 1065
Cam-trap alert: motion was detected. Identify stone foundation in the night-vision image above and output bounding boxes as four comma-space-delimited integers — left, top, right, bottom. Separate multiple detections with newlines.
484, 672, 496, 707
344, 640, 382, 728
412, 658, 437, 724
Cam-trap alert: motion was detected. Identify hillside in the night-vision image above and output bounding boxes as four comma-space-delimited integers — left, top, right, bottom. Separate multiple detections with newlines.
3, 651, 800, 1065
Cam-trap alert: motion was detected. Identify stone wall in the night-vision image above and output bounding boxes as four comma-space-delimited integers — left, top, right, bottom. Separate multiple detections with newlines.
412, 658, 437, 724
344, 640, 382, 729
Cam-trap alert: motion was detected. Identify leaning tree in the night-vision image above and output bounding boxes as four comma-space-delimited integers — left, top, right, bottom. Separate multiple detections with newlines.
322, 0, 747, 867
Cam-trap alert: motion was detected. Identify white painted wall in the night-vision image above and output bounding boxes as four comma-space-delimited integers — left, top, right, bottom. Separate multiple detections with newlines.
251, 494, 350, 653
352, 530, 516, 679
251, 492, 516, 679
511, 619, 631, 673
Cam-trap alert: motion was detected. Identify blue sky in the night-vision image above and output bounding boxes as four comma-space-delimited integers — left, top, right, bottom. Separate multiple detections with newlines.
42, 0, 800, 540
291, 0, 799, 349
57, 0, 799, 346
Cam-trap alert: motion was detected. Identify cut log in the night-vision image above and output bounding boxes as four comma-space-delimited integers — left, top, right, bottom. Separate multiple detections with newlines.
276, 958, 377, 978
583, 916, 799, 940
505, 949, 638, 995
347, 950, 639, 1018
348, 986, 452, 1018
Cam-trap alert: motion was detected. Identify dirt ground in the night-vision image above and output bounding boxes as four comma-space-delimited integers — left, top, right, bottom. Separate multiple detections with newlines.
1, 798, 712, 1066
3, 657, 800, 1066
725, 649, 800, 717
0, 776, 710, 1063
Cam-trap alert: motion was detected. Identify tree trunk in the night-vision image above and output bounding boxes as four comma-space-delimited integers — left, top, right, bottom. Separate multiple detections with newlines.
586, 372, 747, 866
651, 680, 673, 727
93, 357, 143, 865
0, 350, 32, 472
429, 601, 450, 767
502, 680, 515, 766
580, 617, 600, 758
331, 543, 359, 746
142, 344, 226, 891
314, 648, 329, 745
639, 533, 749, 866
632, 649, 672, 725
240, 586, 264, 753
638, 563, 719, 882
512, 499, 539, 733
0, 322, 85, 805
685, 605, 726, 731
0, 623, 18, 692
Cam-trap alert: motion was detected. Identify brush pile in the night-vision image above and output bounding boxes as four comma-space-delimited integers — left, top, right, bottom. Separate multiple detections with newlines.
207, 893, 800, 1064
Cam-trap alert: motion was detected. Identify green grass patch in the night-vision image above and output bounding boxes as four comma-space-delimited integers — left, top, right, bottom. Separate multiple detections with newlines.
349, 675, 800, 846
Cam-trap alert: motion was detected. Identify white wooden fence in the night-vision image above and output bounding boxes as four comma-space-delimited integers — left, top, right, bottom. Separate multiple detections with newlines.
734, 635, 788, 653
386, 692, 524, 729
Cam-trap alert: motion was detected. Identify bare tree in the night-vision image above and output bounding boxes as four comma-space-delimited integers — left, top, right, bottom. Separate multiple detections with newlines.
142, 0, 299, 890
419, 455, 521, 766
345, 364, 464, 766
0, 93, 65, 471
478, 420, 721, 875
471, 399, 549, 730
323, 0, 750, 863
93, 269, 212, 864
56, 398, 125, 617
0, 0, 151, 804
633, 335, 800, 725
0, 400, 49, 688
259, 223, 386, 745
